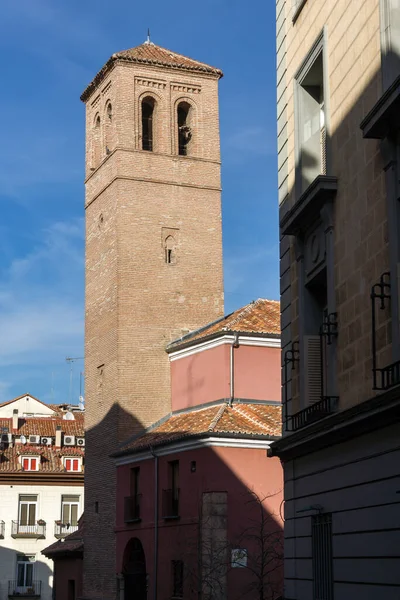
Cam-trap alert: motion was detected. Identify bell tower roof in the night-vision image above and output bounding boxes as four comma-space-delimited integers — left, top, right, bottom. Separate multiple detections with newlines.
80, 42, 223, 102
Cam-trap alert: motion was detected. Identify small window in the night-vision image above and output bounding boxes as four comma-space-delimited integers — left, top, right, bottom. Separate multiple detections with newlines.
64, 458, 81, 472
142, 97, 155, 151
107, 103, 112, 121
312, 513, 333, 600
165, 236, 176, 265
172, 560, 183, 598
177, 102, 192, 156
21, 457, 38, 471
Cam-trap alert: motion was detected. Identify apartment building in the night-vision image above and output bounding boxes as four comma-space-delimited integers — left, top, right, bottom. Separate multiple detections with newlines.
270, 1, 400, 599
0, 395, 84, 600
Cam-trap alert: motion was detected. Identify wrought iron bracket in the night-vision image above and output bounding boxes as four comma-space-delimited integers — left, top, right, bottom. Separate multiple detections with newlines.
320, 312, 338, 345
371, 272, 391, 390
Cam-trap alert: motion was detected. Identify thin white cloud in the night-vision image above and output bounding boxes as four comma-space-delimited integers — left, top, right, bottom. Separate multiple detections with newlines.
0, 218, 84, 368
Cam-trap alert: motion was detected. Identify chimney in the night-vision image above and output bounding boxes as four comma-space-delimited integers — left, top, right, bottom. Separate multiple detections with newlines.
12, 409, 18, 432
55, 425, 62, 448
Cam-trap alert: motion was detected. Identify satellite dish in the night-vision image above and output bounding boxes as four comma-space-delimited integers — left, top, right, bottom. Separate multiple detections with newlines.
63, 411, 75, 421
20, 435, 27, 445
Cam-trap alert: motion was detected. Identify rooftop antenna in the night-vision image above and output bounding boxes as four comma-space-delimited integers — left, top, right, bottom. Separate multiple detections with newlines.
66, 357, 84, 405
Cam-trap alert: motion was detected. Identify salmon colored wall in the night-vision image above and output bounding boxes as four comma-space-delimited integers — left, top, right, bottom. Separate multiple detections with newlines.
53, 557, 83, 600
235, 345, 281, 401
170, 342, 281, 411
170, 344, 230, 410
116, 446, 283, 600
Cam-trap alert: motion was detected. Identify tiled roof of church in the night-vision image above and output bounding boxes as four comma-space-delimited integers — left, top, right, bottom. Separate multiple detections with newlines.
115, 402, 281, 456
81, 42, 223, 102
168, 298, 280, 351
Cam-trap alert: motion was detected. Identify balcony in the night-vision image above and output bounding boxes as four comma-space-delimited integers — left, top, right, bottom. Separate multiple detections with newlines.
289, 396, 339, 432
54, 521, 79, 539
124, 495, 141, 523
8, 581, 41, 598
11, 521, 45, 539
0, 520, 4, 539
162, 489, 180, 519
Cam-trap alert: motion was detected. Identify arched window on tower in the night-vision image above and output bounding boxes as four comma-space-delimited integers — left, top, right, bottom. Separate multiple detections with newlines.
142, 97, 155, 151
105, 103, 112, 155
177, 102, 192, 156
164, 236, 176, 265
93, 115, 101, 167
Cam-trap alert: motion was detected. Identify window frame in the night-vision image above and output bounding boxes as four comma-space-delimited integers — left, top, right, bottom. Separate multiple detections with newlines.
18, 495, 38, 528
61, 495, 80, 527
294, 30, 330, 199
63, 457, 82, 472
21, 456, 39, 471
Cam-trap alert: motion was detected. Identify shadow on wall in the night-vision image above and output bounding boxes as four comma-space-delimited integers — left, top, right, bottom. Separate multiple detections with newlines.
83, 402, 147, 600
279, 25, 400, 596
112, 405, 284, 600
0, 544, 53, 600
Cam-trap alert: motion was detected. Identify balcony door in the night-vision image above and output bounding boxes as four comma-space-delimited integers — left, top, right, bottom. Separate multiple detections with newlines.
18, 496, 37, 534
16, 554, 35, 594
61, 495, 79, 533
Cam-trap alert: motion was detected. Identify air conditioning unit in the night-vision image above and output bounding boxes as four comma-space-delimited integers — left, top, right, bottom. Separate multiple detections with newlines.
76, 437, 85, 447
64, 435, 75, 446
29, 435, 40, 444
1, 433, 12, 443
41, 437, 53, 446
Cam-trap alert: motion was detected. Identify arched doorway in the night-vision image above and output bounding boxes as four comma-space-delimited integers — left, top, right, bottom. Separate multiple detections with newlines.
122, 538, 147, 600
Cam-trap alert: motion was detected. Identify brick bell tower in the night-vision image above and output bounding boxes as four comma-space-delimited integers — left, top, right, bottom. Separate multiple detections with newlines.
81, 39, 224, 600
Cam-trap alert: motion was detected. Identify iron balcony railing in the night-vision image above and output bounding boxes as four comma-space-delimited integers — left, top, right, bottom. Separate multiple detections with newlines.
11, 521, 45, 539
0, 520, 4, 539
124, 495, 142, 522
54, 521, 79, 538
289, 396, 339, 432
162, 489, 180, 518
8, 581, 41, 597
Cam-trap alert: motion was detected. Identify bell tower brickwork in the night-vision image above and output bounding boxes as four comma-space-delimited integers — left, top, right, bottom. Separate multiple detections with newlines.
81, 43, 224, 600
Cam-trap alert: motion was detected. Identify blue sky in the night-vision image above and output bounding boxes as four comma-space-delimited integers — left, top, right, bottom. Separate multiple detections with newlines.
0, 0, 278, 404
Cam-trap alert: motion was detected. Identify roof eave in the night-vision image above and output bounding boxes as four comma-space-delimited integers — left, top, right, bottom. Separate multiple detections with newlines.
81, 55, 223, 104
166, 329, 280, 353
112, 431, 281, 459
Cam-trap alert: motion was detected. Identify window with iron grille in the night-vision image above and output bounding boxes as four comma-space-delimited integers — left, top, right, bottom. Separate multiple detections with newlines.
312, 513, 333, 600
172, 560, 183, 598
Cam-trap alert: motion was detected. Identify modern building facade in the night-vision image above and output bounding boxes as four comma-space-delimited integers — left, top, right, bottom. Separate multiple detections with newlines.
0, 395, 84, 600
81, 39, 224, 600
271, 1, 400, 599
113, 299, 283, 600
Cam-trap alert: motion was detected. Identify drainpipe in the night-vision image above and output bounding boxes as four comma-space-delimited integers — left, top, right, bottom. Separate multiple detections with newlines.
150, 447, 158, 600
229, 334, 240, 406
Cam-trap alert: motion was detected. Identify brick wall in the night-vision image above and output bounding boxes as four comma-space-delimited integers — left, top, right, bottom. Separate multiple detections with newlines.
83, 57, 224, 599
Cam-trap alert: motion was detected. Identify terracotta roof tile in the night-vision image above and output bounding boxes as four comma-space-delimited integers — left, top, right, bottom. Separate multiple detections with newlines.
118, 402, 281, 455
168, 299, 280, 350
0, 444, 84, 473
81, 42, 222, 102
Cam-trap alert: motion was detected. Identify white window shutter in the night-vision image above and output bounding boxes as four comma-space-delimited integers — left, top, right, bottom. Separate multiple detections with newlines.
304, 335, 322, 405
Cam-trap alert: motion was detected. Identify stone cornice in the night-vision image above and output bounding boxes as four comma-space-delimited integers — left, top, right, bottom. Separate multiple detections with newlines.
268, 386, 400, 461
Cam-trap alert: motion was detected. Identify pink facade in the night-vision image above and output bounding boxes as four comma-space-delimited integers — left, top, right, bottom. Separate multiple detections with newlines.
114, 330, 283, 599
116, 446, 283, 600
171, 341, 281, 411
